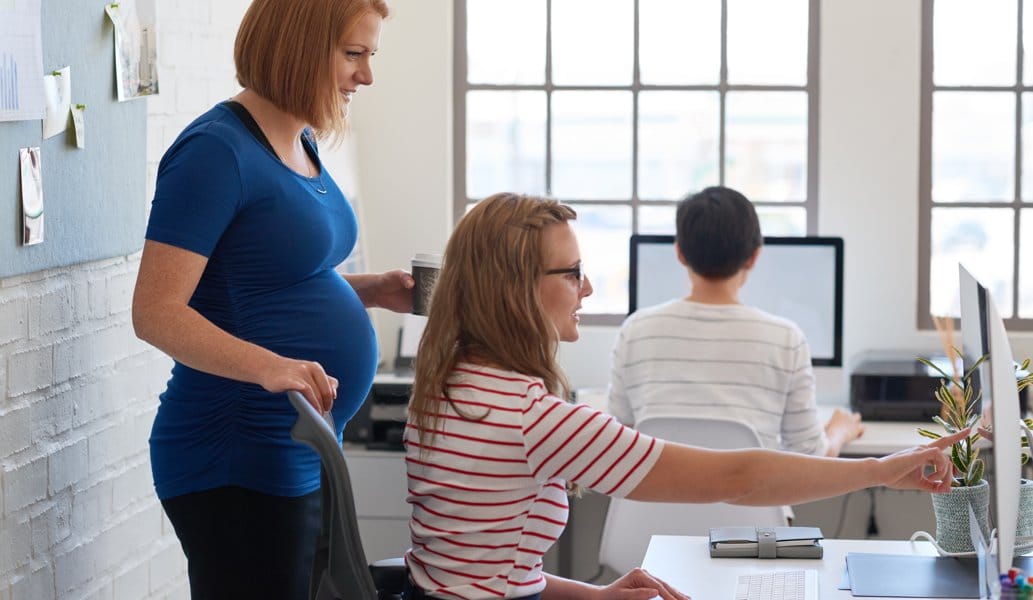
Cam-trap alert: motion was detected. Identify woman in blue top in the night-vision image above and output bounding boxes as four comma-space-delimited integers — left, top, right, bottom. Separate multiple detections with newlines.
131, 0, 402, 597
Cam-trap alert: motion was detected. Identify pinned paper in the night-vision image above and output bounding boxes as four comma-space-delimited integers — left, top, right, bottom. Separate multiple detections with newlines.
42, 66, 71, 139
71, 103, 85, 148
0, 0, 44, 121
105, 0, 159, 101
19, 147, 43, 246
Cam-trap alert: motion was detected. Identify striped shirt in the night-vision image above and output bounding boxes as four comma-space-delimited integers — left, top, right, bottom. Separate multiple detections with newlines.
404, 364, 664, 599
608, 299, 828, 456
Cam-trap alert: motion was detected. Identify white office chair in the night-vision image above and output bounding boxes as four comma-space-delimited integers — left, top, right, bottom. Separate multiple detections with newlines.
598, 416, 788, 575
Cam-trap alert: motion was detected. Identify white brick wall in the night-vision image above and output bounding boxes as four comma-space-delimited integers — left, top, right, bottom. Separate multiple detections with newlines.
0, 1, 251, 597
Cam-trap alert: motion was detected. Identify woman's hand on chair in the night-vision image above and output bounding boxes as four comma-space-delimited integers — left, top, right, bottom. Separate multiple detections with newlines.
595, 567, 690, 600
258, 356, 338, 413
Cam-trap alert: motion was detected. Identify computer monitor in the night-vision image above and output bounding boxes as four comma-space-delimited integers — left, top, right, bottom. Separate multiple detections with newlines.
959, 264, 1021, 574
628, 235, 844, 367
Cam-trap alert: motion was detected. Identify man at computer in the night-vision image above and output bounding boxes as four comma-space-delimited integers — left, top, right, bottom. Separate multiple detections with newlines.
608, 185, 864, 458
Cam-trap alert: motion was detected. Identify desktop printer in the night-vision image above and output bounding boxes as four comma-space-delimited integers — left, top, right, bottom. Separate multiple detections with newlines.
342, 374, 411, 450
342, 319, 422, 450
849, 356, 947, 421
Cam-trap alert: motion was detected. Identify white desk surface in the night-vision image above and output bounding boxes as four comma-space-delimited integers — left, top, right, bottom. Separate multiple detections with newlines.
641, 535, 955, 600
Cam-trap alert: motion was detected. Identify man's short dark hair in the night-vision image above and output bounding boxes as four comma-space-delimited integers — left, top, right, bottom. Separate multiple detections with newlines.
675, 186, 763, 280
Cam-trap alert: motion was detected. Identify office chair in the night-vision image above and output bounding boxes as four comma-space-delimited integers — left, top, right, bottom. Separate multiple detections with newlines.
287, 390, 407, 600
598, 416, 788, 574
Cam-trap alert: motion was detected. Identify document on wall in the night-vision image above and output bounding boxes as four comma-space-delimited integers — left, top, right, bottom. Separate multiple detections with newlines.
42, 66, 71, 139
104, 0, 160, 101
20, 147, 44, 246
70, 104, 85, 149
0, 0, 45, 121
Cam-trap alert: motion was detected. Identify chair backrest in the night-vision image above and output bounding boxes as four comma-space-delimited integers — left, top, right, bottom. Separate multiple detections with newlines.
597, 416, 788, 574
287, 390, 379, 600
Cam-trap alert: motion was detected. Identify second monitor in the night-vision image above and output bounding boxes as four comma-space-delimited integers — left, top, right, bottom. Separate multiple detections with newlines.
629, 235, 844, 367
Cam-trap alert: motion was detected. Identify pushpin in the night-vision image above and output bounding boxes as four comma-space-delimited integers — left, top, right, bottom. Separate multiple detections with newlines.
1010, 567, 1022, 583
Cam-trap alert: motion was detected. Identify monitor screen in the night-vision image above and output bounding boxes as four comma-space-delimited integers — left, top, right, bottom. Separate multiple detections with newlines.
960, 264, 1022, 575
629, 235, 844, 367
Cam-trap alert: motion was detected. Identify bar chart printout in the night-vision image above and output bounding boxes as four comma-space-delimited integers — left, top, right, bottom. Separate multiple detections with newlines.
0, 0, 45, 122
1, 53, 18, 110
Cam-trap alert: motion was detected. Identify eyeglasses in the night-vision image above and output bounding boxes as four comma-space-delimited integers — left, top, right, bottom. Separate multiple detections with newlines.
545, 265, 585, 289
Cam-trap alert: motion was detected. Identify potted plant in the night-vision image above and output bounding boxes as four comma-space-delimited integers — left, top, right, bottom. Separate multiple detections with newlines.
918, 355, 1033, 551
916, 354, 990, 553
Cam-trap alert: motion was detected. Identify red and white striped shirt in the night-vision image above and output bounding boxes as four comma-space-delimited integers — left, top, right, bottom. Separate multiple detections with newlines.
404, 363, 664, 599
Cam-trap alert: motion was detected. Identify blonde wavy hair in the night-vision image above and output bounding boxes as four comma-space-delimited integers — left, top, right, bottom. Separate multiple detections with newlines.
410, 193, 577, 451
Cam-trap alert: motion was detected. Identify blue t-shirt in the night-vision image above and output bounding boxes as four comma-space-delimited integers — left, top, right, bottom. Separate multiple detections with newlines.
146, 103, 378, 500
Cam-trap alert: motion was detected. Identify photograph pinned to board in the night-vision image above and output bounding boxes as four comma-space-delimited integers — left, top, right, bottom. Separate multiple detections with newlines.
42, 66, 71, 139
19, 147, 43, 246
71, 104, 85, 148
0, 0, 45, 121
104, 0, 159, 101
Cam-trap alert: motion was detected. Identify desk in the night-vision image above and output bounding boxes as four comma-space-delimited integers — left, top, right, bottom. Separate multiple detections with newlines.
641, 535, 953, 599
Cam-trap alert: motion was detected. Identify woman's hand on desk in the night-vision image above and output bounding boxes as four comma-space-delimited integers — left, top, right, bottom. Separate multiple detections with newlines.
824, 408, 865, 457
878, 428, 970, 493
596, 567, 690, 600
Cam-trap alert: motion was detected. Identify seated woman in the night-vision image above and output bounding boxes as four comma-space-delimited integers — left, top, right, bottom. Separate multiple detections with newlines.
404, 192, 965, 600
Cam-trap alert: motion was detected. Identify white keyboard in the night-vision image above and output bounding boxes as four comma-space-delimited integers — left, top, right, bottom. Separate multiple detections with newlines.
733, 570, 818, 600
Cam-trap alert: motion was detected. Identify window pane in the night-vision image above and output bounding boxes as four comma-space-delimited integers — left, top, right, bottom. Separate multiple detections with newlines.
934, 0, 1016, 86
467, 0, 546, 84
727, 0, 808, 85
930, 207, 1014, 317
1022, 209, 1033, 317
639, 204, 676, 234
725, 92, 808, 201
932, 92, 1014, 202
638, 204, 806, 236
639, 0, 720, 85
552, 91, 632, 199
756, 206, 807, 236
570, 204, 631, 314
466, 91, 547, 199
638, 92, 720, 200
1021, 93, 1033, 201
1025, 0, 1033, 85
552, 0, 633, 85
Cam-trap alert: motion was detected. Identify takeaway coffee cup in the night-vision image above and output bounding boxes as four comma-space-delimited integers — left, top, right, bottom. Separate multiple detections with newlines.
411, 253, 442, 316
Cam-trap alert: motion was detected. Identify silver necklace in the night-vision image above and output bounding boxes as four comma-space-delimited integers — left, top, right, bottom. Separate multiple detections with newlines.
281, 148, 328, 194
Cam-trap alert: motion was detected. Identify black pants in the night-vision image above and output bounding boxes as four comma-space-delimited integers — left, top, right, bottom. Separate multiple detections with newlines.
161, 486, 321, 600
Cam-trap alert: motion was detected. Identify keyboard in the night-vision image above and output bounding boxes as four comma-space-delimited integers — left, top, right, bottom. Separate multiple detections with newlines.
733, 570, 818, 600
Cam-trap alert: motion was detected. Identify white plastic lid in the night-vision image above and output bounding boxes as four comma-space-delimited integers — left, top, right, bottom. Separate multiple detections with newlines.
412, 253, 442, 268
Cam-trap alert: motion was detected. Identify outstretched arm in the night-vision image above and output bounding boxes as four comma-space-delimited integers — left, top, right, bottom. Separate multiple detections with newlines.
626, 429, 967, 505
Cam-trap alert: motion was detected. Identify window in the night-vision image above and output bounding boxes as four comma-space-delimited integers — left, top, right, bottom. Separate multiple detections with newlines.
919, 0, 1033, 329
455, 0, 819, 321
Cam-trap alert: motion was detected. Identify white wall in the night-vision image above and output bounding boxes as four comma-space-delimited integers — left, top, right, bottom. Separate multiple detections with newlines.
347, 0, 454, 362
351, 0, 1033, 402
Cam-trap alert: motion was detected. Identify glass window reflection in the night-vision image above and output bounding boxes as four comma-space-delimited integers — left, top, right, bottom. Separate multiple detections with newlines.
725, 92, 808, 202
930, 207, 1014, 317
552, 91, 633, 200
466, 91, 547, 199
